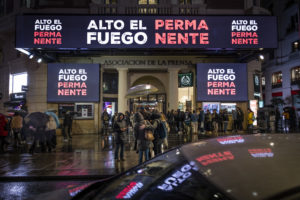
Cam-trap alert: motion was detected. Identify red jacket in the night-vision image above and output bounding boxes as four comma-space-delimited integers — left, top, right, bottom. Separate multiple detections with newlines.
0, 114, 8, 136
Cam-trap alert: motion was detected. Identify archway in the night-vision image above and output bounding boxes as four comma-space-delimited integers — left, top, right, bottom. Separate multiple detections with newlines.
130, 76, 167, 113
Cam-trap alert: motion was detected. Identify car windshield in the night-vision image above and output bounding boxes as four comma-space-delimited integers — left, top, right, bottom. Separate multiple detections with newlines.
74, 148, 231, 200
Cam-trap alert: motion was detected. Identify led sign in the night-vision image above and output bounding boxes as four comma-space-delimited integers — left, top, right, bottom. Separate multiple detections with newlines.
16, 16, 277, 49
197, 63, 248, 101
47, 63, 99, 102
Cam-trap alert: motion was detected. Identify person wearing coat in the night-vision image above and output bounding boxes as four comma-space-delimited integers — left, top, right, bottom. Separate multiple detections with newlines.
134, 112, 152, 164
11, 112, 23, 147
114, 113, 127, 161
0, 113, 8, 153
45, 114, 57, 152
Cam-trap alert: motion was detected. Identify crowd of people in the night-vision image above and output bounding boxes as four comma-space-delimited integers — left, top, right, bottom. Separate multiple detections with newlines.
0, 110, 74, 153
102, 106, 257, 164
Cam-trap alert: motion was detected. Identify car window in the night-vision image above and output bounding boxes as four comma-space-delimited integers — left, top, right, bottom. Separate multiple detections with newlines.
76, 149, 231, 200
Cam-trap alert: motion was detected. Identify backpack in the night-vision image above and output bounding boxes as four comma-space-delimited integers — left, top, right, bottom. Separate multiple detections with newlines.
156, 121, 168, 139
103, 114, 109, 121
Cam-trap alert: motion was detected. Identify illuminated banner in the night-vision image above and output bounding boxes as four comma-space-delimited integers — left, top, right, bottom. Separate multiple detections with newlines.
197, 63, 248, 101
47, 63, 99, 102
16, 16, 277, 49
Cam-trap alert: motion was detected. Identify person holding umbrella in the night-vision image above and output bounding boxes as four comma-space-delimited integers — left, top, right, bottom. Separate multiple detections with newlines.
25, 112, 49, 153
45, 110, 59, 151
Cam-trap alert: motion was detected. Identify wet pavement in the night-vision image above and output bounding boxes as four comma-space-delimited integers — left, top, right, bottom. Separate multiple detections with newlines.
0, 134, 140, 178
0, 134, 143, 200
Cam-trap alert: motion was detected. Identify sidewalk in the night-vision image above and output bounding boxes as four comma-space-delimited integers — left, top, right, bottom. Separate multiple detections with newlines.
0, 134, 139, 180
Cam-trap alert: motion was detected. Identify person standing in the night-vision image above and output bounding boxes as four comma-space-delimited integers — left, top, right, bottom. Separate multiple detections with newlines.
183, 109, 192, 142
63, 111, 73, 141
11, 112, 23, 147
45, 110, 59, 151
198, 108, 205, 135
247, 108, 254, 134
205, 110, 212, 134
212, 109, 219, 136
134, 112, 151, 164
237, 107, 244, 131
114, 113, 127, 161
102, 109, 110, 135
232, 109, 238, 133
283, 109, 290, 133
222, 109, 229, 134
151, 110, 162, 156
191, 110, 199, 142
275, 108, 281, 132
0, 113, 8, 153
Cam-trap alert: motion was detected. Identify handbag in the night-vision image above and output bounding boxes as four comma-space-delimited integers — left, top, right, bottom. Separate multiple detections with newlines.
145, 130, 154, 141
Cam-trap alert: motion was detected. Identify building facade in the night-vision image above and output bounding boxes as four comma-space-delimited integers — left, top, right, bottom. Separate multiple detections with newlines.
0, 0, 271, 134
262, 0, 300, 111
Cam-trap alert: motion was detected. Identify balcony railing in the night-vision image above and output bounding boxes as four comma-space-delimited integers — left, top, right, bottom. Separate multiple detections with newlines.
272, 82, 282, 89
291, 78, 300, 85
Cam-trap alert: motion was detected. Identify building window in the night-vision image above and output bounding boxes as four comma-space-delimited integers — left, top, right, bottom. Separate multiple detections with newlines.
262, 75, 265, 89
291, 66, 300, 84
286, 14, 298, 35
138, 0, 158, 5
138, 0, 158, 14
179, 0, 191, 4
272, 71, 282, 88
105, 0, 117, 4
292, 40, 300, 52
9, 72, 28, 94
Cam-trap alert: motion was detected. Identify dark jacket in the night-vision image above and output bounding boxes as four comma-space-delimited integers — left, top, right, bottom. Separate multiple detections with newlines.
63, 113, 73, 126
114, 113, 127, 144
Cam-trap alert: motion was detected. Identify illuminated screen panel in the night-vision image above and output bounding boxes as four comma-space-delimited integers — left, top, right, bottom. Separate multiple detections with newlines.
197, 63, 248, 102
16, 16, 277, 49
47, 63, 100, 102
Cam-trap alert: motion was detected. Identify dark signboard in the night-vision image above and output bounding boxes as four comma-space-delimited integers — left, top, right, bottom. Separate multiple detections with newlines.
197, 63, 248, 102
16, 16, 277, 49
253, 74, 260, 97
21, 85, 28, 91
47, 63, 100, 102
178, 73, 193, 87
10, 93, 26, 101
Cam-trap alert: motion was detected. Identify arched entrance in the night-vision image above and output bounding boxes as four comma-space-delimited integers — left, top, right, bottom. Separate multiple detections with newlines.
129, 76, 167, 113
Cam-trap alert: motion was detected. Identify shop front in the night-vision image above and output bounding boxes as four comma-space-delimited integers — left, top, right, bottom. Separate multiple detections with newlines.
196, 63, 249, 130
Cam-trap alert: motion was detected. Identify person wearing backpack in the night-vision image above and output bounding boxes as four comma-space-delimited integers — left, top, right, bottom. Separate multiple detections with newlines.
0, 113, 9, 153
134, 112, 152, 164
151, 110, 164, 156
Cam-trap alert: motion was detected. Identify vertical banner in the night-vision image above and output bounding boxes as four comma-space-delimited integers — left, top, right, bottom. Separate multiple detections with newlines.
47, 63, 100, 102
253, 74, 260, 97
197, 63, 248, 101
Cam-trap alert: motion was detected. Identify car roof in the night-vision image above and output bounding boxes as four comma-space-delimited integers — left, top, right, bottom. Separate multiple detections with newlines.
180, 134, 300, 200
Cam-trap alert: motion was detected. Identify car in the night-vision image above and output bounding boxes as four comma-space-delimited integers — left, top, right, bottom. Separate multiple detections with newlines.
36, 134, 300, 200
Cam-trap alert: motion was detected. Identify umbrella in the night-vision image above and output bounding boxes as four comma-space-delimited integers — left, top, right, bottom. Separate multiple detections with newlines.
45, 111, 60, 127
6, 109, 28, 117
125, 84, 158, 98
24, 112, 49, 129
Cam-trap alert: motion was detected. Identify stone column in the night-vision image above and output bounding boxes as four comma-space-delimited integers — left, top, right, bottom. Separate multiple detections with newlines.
117, 68, 128, 113
168, 68, 179, 111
